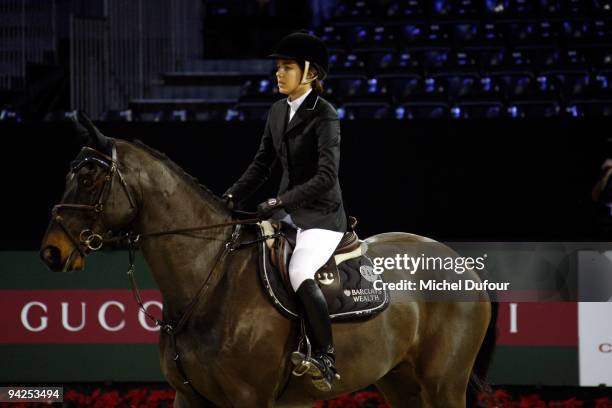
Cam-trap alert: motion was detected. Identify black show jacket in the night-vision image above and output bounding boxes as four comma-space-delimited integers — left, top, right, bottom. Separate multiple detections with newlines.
227, 90, 347, 232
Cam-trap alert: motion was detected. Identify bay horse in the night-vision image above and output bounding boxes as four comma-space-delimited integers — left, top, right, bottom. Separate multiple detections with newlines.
40, 114, 497, 407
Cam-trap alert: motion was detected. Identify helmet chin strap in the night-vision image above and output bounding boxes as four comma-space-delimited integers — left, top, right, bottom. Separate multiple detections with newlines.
300, 60, 318, 85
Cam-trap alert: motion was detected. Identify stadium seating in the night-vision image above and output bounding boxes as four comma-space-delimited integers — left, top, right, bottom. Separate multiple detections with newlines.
122, 0, 612, 120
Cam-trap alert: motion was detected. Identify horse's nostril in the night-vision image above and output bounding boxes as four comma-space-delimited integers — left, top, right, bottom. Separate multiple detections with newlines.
40, 245, 61, 268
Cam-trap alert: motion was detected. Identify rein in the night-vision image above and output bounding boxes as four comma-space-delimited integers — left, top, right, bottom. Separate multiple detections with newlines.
52, 143, 281, 389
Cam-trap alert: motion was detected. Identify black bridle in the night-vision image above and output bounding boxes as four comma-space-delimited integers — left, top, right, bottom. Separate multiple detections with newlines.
50, 142, 276, 389
52, 146, 137, 271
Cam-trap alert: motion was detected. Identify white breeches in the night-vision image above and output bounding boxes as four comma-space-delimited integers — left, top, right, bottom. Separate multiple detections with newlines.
288, 227, 344, 291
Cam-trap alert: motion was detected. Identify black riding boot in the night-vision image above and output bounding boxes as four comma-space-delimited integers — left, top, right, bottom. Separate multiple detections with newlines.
292, 279, 339, 391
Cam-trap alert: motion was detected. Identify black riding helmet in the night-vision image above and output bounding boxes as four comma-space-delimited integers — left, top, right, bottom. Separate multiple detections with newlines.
269, 31, 330, 80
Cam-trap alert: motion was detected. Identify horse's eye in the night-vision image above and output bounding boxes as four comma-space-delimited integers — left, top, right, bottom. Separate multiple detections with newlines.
79, 176, 93, 187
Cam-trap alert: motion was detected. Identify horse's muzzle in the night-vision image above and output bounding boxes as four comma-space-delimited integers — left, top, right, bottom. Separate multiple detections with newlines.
40, 245, 62, 271
40, 244, 84, 272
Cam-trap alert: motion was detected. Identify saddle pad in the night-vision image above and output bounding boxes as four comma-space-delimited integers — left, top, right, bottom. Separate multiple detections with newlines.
257, 227, 391, 322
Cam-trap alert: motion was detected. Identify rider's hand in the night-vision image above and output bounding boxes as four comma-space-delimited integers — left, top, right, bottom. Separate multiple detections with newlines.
222, 193, 235, 210
256, 197, 283, 219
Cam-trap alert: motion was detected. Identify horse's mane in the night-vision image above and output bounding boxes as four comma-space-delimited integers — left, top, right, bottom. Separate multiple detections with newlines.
129, 139, 229, 214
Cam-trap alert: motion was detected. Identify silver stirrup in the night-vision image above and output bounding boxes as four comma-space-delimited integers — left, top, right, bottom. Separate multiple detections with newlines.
291, 326, 313, 377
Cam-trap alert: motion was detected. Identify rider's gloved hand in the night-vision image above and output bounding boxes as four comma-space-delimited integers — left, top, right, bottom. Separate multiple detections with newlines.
222, 193, 235, 210
257, 197, 283, 219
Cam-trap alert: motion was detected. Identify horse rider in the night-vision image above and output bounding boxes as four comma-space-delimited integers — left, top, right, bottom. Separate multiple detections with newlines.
223, 31, 348, 391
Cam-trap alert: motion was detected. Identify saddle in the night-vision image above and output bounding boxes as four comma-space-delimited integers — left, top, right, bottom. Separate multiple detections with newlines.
257, 217, 390, 322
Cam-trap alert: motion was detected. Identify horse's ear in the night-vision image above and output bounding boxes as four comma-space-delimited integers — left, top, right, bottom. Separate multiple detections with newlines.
70, 111, 93, 147
75, 111, 113, 155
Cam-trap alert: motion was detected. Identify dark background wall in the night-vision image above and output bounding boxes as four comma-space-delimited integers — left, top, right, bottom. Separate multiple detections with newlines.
3, 118, 606, 250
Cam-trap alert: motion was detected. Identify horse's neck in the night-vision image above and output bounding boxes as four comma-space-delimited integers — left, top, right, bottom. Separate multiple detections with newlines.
129, 146, 231, 315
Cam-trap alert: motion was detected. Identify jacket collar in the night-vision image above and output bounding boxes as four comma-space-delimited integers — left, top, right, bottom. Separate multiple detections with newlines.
286, 88, 312, 113
285, 89, 319, 135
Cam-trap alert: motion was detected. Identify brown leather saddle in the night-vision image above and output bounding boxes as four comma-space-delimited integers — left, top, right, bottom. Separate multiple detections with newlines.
269, 217, 360, 303
257, 217, 390, 322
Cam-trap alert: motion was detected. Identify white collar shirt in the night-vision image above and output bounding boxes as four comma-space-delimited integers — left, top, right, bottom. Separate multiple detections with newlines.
286, 88, 312, 123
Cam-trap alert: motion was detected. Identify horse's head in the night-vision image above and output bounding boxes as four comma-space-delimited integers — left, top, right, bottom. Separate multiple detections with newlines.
40, 112, 139, 272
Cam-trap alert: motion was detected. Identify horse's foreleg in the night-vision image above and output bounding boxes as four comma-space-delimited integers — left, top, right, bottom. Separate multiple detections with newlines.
173, 390, 217, 408
374, 362, 423, 408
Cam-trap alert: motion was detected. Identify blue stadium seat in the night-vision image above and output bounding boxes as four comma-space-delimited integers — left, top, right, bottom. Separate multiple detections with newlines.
535, 21, 563, 42
470, 75, 506, 100
328, 52, 367, 74
565, 0, 592, 14
239, 79, 279, 103
340, 102, 392, 119
0, 109, 23, 122
564, 48, 588, 70
555, 72, 594, 100
422, 47, 451, 74
566, 99, 612, 117
385, 1, 425, 18
484, 0, 511, 15
381, 75, 446, 102
537, 48, 587, 73
431, 0, 453, 16
482, 22, 505, 43
396, 50, 423, 72
479, 47, 509, 72
507, 21, 537, 43
593, 19, 612, 40
137, 111, 166, 122
513, 0, 538, 16
396, 102, 450, 119
454, 22, 479, 43
101, 110, 132, 122
539, 0, 562, 15
438, 74, 479, 100
454, 0, 478, 16
593, 71, 612, 97
399, 23, 426, 45
347, 25, 396, 51
490, 73, 538, 99
449, 49, 479, 73
320, 26, 347, 51
426, 23, 451, 44
507, 50, 534, 70
357, 51, 398, 75
169, 109, 191, 122
593, 1, 612, 15
234, 102, 269, 121
334, 0, 374, 20
506, 100, 561, 118
454, 101, 504, 118
563, 20, 592, 41
360, 50, 423, 75
194, 108, 228, 121
585, 46, 612, 70
323, 75, 371, 102
516, 46, 560, 72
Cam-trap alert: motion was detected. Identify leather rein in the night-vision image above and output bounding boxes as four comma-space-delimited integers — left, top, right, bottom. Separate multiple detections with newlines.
51, 144, 277, 389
